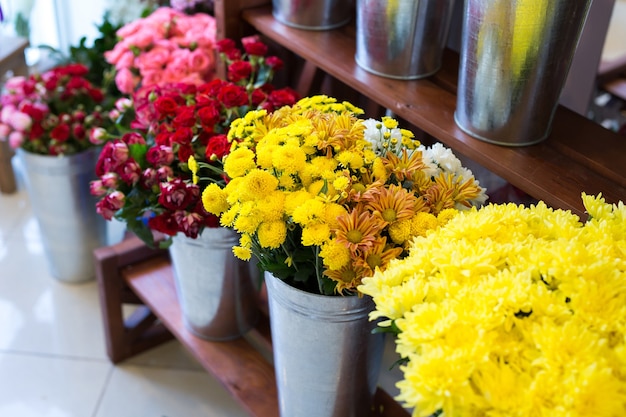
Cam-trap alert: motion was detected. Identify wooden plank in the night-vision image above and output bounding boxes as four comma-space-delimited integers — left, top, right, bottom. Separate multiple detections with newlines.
242, 5, 626, 218
123, 256, 280, 417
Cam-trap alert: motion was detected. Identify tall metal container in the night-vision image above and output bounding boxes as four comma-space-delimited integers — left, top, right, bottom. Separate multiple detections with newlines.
170, 227, 259, 341
356, 0, 457, 79
454, 0, 593, 146
272, 0, 353, 30
17, 148, 107, 283
265, 272, 385, 417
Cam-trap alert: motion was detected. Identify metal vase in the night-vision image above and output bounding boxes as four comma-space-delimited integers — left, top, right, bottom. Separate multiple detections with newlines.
355, 0, 457, 79
272, 0, 353, 30
169, 227, 259, 341
454, 0, 593, 146
17, 148, 107, 283
265, 272, 385, 417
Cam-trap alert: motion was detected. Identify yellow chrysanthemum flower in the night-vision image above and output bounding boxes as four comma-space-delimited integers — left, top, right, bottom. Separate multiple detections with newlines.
232, 245, 252, 261
223, 147, 256, 178
301, 223, 331, 246
388, 219, 413, 245
319, 240, 351, 271
257, 220, 287, 249
239, 169, 279, 202
201, 183, 229, 215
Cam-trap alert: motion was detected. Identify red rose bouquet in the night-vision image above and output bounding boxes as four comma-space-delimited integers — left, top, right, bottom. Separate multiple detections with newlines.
0, 63, 110, 155
91, 36, 299, 247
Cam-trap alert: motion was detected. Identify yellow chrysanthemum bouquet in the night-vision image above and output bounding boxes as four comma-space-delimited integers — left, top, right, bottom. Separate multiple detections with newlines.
359, 194, 626, 417
200, 95, 487, 295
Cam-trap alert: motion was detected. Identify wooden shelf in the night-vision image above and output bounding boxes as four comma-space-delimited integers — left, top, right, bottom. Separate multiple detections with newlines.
94, 235, 410, 417
242, 5, 626, 219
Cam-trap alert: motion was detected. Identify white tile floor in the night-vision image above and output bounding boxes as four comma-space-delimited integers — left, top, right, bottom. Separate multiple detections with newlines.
0, 158, 406, 417
0, 159, 252, 417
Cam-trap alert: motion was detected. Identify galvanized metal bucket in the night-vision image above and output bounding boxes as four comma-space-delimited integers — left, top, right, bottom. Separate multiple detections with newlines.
169, 228, 259, 341
272, 0, 353, 30
17, 148, 108, 283
454, 0, 593, 146
355, 0, 457, 79
265, 272, 385, 417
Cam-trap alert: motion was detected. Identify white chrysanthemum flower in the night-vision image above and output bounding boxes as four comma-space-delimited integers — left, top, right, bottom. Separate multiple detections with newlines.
423, 142, 462, 173
362, 118, 404, 156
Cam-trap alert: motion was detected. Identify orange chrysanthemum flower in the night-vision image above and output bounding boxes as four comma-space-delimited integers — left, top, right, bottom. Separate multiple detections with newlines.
355, 237, 404, 276
324, 261, 371, 294
362, 183, 417, 224
334, 208, 386, 255
382, 148, 426, 181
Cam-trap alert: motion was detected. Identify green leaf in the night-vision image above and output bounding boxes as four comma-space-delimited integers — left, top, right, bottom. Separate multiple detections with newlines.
128, 143, 148, 168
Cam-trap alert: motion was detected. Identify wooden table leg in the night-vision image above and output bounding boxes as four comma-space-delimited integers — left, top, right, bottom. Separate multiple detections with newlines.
0, 141, 16, 194
94, 235, 175, 363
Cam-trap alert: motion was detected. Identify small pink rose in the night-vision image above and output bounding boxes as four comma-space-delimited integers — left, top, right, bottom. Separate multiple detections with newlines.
115, 51, 136, 70
89, 180, 107, 197
90, 127, 108, 145
10, 111, 32, 132
187, 49, 213, 74
8, 131, 25, 149
115, 68, 138, 94
0, 105, 16, 124
115, 98, 133, 112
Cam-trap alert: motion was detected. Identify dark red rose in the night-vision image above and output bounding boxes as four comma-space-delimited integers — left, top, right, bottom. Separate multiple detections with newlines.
228, 61, 252, 83
217, 84, 248, 107
141, 168, 159, 189
197, 103, 220, 130
20, 103, 46, 122
216, 38, 237, 54
158, 179, 198, 210
251, 88, 268, 107
122, 132, 146, 145
58, 63, 89, 77
177, 143, 194, 163
205, 134, 230, 160
216, 38, 241, 61
88, 88, 104, 103
171, 127, 193, 145
72, 124, 86, 139
29, 123, 45, 139
50, 124, 71, 142
266, 87, 299, 110
117, 160, 142, 185
173, 210, 204, 238
173, 107, 196, 128
265, 56, 284, 70
95, 191, 125, 221
148, 213, 179, 236
155, 131, 173, 147
96, 141, 126, 176
146, 145, 174, 167
154, 96, 179, 118
243, 40, 268, 57
198, 79, 228, 98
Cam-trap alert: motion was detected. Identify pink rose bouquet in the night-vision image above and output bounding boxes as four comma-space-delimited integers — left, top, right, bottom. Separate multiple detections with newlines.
0, 63, 111, 155
105, 6, 217, 95
91, 37, 299, 247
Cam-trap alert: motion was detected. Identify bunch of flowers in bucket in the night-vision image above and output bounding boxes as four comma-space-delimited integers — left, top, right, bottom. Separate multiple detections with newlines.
199, 95, 488, 295
358, 194, 626, 417
104, 6, 218, 94
0, 63, 110, 155
91, 37, 299, 247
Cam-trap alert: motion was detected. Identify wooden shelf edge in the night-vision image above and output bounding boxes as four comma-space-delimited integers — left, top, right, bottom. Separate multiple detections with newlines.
242, 5, 626, 218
